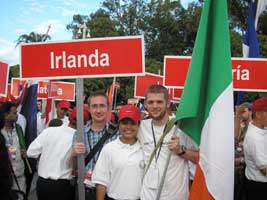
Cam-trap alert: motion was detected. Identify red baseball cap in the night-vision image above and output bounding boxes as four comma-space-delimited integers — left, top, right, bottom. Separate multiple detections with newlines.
119, 105, 141, 124
69, 106, 89, 125
58, 100, 70, 109
252, 97, 267, 113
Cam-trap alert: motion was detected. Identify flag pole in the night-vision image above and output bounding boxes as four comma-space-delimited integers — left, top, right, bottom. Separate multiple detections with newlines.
156, 122, 179, 200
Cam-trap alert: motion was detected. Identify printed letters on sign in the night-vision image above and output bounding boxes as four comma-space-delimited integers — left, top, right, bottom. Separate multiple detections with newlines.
38, 85, 48, 94
232, 65, 250, 81
50, 49, 110, 69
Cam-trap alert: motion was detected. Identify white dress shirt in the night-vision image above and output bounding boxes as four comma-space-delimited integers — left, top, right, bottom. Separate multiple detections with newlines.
244, 123, 267, 182
27, 125, 76, 180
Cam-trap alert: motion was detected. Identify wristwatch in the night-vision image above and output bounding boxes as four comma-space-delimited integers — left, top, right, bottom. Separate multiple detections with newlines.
177, 145, 186, 156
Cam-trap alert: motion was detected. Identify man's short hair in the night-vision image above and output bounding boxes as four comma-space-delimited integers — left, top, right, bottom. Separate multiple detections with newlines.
87, 91, 109, 106
144, 84, 169, 101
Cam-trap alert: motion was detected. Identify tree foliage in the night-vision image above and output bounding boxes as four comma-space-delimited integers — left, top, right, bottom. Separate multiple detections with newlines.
16, 31, 51, 47
12, 0, 267, 102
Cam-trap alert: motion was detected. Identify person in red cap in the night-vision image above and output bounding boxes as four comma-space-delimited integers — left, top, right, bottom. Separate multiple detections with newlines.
27, 106, 89, 200
92, 104, 144, 200
55, 100, 71, 126
243, 97, 267, 200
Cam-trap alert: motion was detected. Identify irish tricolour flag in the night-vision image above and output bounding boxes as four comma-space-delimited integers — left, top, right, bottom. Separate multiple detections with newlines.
176, 0, 234, 200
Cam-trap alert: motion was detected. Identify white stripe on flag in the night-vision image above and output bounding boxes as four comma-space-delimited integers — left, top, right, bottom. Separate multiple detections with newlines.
200, 83, 234, 200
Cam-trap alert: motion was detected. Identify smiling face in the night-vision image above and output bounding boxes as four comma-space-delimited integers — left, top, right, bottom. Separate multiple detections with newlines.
145, 92, 169, 121
119, 118, 139, 144
88, 95, 109, 124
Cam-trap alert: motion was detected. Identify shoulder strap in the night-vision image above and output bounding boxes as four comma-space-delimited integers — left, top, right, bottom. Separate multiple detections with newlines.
15, 123, 26, 150
9, 159, 22, 191
85, 123, 117, 165
144, 118, 176, 176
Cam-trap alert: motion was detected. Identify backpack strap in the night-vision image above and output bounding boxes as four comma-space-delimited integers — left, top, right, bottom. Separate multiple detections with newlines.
85, 123, 118, 166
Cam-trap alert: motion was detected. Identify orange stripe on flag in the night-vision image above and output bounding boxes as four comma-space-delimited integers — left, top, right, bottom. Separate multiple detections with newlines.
189, 162, 214, 200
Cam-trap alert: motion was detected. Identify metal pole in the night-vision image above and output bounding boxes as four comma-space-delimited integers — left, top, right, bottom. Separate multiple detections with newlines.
76, 22, 88, 200
51, 99, 55, 120
76, 78, 85, 200
112, 77, 117, 110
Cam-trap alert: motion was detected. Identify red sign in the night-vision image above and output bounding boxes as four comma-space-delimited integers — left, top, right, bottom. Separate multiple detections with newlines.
168, 88, 183, 101
21, 36, 145, 80
37, 81, 49, 99
135, 73, 183, 101
11, 79, 74, 100
164, 56, 267, 92
49, 81, 75, 101
0, 62, 9, 96
135, 73, 163, 98
11, 78, 27, 97
11, 78, 49, 99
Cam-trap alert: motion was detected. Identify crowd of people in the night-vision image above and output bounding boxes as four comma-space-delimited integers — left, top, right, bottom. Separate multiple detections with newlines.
1, 84, 267, 200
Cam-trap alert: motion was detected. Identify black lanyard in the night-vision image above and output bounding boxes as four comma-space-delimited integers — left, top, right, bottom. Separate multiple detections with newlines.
151, 120, 168, 163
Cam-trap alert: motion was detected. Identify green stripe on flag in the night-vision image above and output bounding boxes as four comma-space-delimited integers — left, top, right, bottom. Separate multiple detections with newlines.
176, 0, 232, 145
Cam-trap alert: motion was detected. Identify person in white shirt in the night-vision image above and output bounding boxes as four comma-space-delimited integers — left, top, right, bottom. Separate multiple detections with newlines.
92, 105, 144, 200
243, 97, 267, 200
55, 100, 71, 126
27, 106, 89, 200
138, 84, 198, 200
36, 100, 45, 135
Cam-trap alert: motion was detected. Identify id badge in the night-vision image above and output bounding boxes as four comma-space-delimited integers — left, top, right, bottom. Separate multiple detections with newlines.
84, 171, 95, 187
9, 146, 17, 160
146, 167, 159, 189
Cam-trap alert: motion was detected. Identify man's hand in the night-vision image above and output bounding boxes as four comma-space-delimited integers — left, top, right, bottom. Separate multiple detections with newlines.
72, 142, 86, 157
168, 135, 182, 154
21, 149, 27, 158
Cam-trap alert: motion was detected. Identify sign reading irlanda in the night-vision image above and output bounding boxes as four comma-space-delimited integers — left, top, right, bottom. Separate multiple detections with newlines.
50, 49, 109, 69
20, 35, 145, 80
